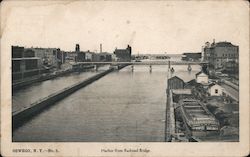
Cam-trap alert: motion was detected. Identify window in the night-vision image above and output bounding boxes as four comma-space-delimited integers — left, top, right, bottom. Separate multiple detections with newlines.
12, 60, 21, 72
25, 60, 38, 70
24, 50, 35, 57
215, 89, 218, 94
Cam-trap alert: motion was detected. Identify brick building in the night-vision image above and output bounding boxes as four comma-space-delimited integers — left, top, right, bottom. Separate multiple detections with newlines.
114, 45, 132, 62
202, 40, 239, 74
12, 46, 42, 81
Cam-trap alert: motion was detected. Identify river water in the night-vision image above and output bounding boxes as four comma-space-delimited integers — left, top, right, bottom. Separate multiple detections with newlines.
13, 64, 201, 142
12, 66, 109, 113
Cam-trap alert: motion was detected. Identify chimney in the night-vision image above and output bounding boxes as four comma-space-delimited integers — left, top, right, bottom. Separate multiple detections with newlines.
100, 44, 102, 53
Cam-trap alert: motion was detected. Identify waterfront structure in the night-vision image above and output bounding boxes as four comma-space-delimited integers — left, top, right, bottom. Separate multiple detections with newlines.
172, 89, 194, 104
12, 45, 66, 71
73, 44, 83, 62
30, 47, 58, 67
202, 40, 239, 73
182, 52, 202, 61
74, 44, 85, 62
167, 76, 185, 91
178, 99, 219, 132
85, 51, 93, 61
184, 79, 198, 89
66, 52, 77, 61
12, 46, 42, 81
92, 52, 112, 62
131, 54, 149, 60
57, 51, 66, 64
29, 47, 65, 69
147, 54, 171, 60
79, 51, 113, 62
114, 45, 132, 62
207, 83, 223, 96
195, 71, 208, 84
77, 52, 86, 62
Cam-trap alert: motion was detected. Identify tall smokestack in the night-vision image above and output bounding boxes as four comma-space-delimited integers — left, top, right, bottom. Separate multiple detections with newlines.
100, 44, 102, 53
75, 44, 80, 52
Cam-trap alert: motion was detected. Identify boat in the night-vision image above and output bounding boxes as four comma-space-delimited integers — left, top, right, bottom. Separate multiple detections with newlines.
178, 99, 219, 131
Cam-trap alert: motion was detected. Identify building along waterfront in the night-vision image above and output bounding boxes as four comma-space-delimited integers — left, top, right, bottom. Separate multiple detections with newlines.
202, 40, 239, 79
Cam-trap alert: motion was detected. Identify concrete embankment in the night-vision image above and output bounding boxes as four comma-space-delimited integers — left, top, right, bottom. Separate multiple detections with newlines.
117, 64, 130, 70
165, 90, 175, 142
12, 68, 114, 130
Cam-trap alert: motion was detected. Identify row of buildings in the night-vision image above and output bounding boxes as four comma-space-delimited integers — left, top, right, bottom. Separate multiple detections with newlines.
71, 44, 131, 62
12, 46, 63, 81
167, 72, 221, 141
167, 61, 239, 141
66, 44, 113, 62
168, 71, 223, 98
12, 44, 132, 81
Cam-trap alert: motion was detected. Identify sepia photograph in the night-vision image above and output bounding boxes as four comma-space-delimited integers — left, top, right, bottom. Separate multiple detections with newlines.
1, 0, 249, 156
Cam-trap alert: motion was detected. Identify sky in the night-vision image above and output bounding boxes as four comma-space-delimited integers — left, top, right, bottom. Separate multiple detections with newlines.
1, 0, 249, 54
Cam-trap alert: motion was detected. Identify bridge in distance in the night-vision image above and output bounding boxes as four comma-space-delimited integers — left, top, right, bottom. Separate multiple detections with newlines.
76, 61, 208, 65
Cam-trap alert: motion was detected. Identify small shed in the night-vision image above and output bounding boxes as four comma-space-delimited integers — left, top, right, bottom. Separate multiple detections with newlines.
208, 83, 223, 96
168, 76, 185, 90
196, 71, 208, 84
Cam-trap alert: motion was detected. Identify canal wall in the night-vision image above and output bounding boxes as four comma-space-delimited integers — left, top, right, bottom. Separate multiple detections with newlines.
165, 89, 175, 142
117, 64, 130, 70
12, 68, 114, 130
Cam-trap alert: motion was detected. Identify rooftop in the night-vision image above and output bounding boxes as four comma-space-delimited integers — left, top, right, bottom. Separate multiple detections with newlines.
211, 41, 238, 48
172, 89, 192, 95
12, 57, 40, 60
195, 71, 208, 77
168, 76, 185, 82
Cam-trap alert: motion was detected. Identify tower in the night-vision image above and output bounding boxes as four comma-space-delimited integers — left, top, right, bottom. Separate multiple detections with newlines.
75, 44, 80, 62
100, 44, 102, 53
75, 44, 80, 52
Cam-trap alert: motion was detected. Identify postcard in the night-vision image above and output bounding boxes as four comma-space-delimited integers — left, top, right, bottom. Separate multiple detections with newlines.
1, 0, 249, 156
